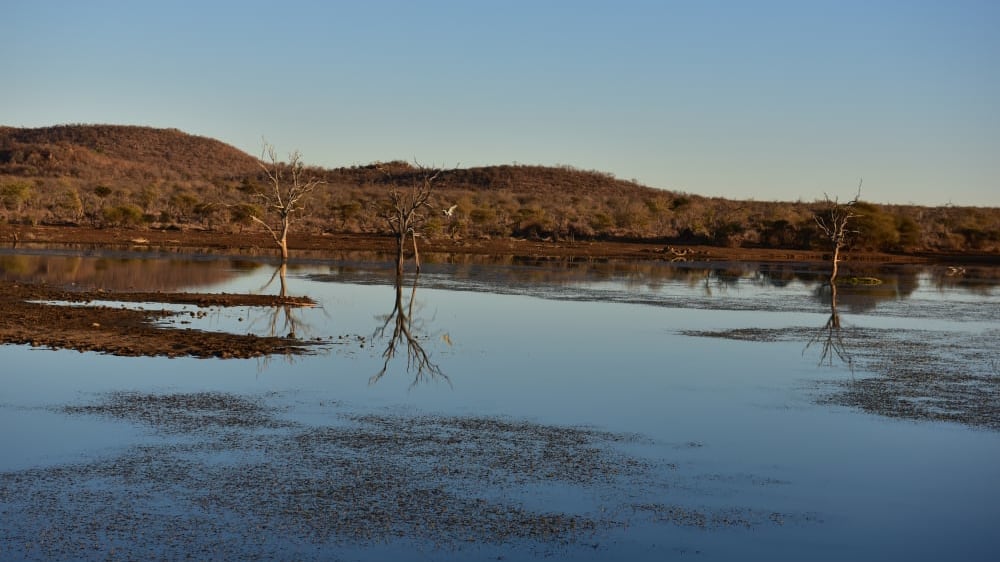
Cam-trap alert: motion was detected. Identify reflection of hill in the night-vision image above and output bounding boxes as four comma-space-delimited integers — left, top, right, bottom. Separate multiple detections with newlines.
0, 251, 246, 291
821, 270, 920, 314
317, 256, 832, 294
928, 266, 1000, 296
426, 255, 824, 289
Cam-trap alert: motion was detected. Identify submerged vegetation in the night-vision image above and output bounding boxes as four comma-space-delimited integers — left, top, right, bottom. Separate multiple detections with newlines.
1, 124, 997, 255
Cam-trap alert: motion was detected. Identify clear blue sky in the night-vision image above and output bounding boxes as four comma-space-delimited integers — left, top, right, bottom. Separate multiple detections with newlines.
3, 0, 997, 206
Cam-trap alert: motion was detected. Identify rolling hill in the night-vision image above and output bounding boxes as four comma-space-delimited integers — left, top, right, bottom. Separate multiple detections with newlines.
1, 124, 997, 254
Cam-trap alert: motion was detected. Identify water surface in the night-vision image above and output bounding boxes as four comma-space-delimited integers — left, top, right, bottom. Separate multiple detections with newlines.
1, 248, 997, 561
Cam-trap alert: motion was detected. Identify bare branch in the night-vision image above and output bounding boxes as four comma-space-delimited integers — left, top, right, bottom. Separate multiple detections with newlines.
248, 139, 327, 261
249, 214, 282, 247
377, 162, 449, 274
814, 182, 863, 285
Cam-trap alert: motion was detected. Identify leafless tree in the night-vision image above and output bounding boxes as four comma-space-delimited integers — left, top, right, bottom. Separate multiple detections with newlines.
249, 141, 326, 262
370, 272, 450, 388
378, 163, 443, 275
814, 181, 862, 285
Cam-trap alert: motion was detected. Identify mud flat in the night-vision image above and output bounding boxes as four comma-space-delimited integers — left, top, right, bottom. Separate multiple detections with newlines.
683, 326, 1000, 431
0, 280, 319, 358
0, 391, 813, 560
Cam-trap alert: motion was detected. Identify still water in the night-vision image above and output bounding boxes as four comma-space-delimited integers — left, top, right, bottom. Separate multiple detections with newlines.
1, 248, 998, 561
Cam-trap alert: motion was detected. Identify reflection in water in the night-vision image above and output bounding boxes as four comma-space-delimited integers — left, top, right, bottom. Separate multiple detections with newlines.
827, 267, 919, 314
260, 262, 290, 299
805, 283, 854, 370
929, 265, 999, 296
253, 263, 317, 340
371, 273, 450, 387
0, 250, 242, 291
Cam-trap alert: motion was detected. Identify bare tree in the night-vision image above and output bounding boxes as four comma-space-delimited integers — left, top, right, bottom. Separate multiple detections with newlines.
814, 181, 862, 285
249, 141, 326, 262
378, 163, 443, 275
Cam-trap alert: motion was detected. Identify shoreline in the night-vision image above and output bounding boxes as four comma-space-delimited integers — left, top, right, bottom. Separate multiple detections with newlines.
3, 224, 996, 264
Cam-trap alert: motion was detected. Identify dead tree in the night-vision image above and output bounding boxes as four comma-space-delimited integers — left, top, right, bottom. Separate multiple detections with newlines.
249, 141, 326, 262
378, 164, 442, 275
814, 182, 862, 285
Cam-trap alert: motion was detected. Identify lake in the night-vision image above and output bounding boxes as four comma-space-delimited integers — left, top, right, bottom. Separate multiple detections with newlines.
1, 247, 998, 561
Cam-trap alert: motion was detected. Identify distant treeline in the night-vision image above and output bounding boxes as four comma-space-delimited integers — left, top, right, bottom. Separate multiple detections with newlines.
1, 124, 997, 253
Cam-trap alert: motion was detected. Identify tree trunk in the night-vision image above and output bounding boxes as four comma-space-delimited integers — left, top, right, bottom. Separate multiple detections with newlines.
412, 232, 421, 273
279, 237, 289, 262
279, 216, 290, 262
278, 263, 288, 298
829, 244, 841, 285
829, 282, 840, 329
395, 233, 406, 277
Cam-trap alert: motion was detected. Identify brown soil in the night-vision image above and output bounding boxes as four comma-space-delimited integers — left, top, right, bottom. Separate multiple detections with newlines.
5, 223, 986, 263
0, 280, 318, 359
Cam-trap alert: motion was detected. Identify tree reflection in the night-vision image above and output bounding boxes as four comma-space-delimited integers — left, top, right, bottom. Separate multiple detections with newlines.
261, 262, 290, 299
255, 262, 314, 340
805, 282, 854, 370
370, 272, 450, 387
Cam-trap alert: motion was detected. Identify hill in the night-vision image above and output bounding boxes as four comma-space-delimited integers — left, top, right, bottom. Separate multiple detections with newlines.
1, 124, 997, 254
0, 124, 260, 182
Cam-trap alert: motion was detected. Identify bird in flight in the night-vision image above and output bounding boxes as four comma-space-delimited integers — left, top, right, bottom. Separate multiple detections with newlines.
443, 204, 458, 217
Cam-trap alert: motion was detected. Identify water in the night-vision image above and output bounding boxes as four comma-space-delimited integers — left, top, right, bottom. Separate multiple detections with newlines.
1, 248, 998, 561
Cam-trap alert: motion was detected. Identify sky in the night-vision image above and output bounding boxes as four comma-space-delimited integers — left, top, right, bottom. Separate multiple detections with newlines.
3, 0, 998, 206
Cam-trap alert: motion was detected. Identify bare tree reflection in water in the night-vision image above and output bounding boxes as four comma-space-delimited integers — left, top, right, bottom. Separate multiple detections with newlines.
253, 262, 323, 371
260, 261, 290, 299
805, 282, 855, 371
371, 272, 451, 388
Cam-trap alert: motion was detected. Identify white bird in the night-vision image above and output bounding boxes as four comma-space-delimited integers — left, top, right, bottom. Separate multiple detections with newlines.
443, 204, 458, 217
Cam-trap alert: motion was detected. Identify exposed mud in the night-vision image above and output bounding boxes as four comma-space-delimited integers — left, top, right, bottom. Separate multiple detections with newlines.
0, 279, 319, 358
0, 391, 811, 560
683, 326, 1000, 430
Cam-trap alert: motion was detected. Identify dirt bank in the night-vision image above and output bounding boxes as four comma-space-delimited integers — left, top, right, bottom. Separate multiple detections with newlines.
0, 280, 318, 359
5, 223, 992, 264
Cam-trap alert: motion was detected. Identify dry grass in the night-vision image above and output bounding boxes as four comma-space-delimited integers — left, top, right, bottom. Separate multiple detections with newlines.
2, 125, 997, 254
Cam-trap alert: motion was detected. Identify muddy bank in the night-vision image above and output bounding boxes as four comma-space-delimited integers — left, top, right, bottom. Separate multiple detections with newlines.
0, 280, 319, 358
6, 223, 989, 264
0, 391, 812, 560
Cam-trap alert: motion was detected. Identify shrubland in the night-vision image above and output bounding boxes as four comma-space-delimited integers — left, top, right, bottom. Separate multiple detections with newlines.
1, 124, 996, 254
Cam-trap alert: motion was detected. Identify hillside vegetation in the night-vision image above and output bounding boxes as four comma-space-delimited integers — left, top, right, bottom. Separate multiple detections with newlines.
1, 124, 997, 254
